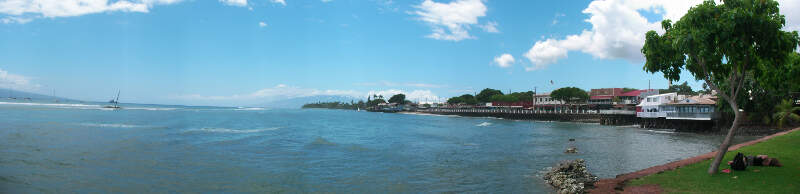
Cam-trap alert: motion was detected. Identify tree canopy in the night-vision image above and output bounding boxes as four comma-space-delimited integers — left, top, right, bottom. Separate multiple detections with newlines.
476, 88, 503, 103
641, 0, 799, 174
447, 94, 478, 105
388, 94, 406, 104
550, 87, 589, 104
660, 81, 697, 95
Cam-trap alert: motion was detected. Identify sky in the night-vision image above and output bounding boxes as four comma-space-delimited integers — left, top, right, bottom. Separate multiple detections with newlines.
1, 0, 799, 106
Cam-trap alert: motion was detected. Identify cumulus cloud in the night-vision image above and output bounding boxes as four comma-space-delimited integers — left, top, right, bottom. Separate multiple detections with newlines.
523, 0, 704, 70
0, 0, 183, 23
272, 0, 286, 6
480, 21, 499, 33
412, 0, 489, 41
523, 0, 800, 70
781, 0, 800, 31
0, 68, 40, 91
258, 21, 267, 27
354, 81, 446, 88
219, 0, 247, 7
493, 53, 514, 68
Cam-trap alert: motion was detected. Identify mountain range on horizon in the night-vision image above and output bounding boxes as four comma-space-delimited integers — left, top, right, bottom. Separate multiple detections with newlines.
0, 88, 77, 102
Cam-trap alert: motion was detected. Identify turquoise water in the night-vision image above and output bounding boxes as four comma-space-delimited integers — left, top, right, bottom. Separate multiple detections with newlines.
0, 100, 757, 193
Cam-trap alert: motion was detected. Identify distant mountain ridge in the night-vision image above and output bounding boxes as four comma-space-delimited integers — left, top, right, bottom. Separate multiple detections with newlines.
253, 95, 364, 109
0, 88, 77, 102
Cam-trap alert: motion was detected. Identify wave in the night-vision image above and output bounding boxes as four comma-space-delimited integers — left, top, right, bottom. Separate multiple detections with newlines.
647, 129, 676, 134
235, 107, 267, 111
476, 122, 492, 127
125, 107, 180, 111
184, 127, 281, 134
80, 123, 147, 128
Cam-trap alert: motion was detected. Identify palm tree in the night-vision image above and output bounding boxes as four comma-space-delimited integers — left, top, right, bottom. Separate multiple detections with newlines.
773, 99, 800, 129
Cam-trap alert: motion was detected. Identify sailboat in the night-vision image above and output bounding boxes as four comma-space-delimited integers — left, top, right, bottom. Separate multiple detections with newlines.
103, 90, 121, 109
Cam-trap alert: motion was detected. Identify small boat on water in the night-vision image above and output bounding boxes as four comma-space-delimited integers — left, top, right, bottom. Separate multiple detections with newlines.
103, 90, 122, 109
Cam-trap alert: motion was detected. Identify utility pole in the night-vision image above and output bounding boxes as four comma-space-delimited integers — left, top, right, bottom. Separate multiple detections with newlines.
533, 86, 537, 111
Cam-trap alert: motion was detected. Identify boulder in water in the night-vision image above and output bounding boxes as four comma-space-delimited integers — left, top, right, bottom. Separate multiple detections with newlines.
542, 159, 597, 194
565, 147, 578, 154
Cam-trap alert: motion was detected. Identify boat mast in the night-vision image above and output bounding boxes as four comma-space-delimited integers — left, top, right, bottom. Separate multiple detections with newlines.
115, 90, 120, 107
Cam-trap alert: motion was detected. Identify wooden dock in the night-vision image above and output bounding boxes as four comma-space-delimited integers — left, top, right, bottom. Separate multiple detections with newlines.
416, 108, 639, 126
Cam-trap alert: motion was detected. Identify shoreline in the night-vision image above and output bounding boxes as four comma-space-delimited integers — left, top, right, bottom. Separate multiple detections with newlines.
589, 127, 800, 193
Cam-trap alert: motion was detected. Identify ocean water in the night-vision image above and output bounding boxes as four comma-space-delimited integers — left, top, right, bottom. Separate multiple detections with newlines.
0, 100, 757, 193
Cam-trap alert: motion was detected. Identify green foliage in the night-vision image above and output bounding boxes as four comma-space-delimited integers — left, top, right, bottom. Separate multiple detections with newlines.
388, 94, 406, 104
367, 98, 386, 107
659, 81, 697, 95
302, 100, 367, 110
489, 94, 519, 102
447, 94, 479, 105
476, 88, 503, 103
773, 99, 800, 128
550, 87, 588, 104
629, 130, 800, 193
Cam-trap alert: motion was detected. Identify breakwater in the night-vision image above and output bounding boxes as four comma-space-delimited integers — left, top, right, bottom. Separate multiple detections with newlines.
415, 108, 639, 126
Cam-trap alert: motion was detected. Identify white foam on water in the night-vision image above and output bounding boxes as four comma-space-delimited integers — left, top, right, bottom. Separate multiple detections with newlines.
125, 107, 180, 111
235, 107, 266, 111
476, 122, 492, 127
184, 127, 281, 134
80, 123, 147, 128
647, 129, 676, 134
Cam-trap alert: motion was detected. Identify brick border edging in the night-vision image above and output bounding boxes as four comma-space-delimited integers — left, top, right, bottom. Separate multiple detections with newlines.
589, 127, 800, 193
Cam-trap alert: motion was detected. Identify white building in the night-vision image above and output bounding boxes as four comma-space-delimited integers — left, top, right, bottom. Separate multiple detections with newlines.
637, 93, 717, 120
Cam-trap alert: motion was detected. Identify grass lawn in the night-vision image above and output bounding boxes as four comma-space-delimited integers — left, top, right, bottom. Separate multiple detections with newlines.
628, 130, 800, 193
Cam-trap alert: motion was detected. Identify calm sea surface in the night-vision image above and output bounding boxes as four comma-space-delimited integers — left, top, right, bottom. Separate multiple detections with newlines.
0, 100, 757, 193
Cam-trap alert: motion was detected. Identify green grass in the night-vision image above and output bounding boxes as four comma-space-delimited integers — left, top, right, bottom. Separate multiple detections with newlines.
628, 130, 800, 194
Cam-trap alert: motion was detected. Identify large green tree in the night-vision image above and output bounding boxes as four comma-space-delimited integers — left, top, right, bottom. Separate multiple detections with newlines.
641, 0, 799, 174
550, 87, 588, 104
660, 81, 698, 95
476, 88, 503, 103
388, 94, 406, 104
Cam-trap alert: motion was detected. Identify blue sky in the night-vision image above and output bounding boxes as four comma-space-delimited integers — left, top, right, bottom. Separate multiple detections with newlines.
1, 0, 798, 106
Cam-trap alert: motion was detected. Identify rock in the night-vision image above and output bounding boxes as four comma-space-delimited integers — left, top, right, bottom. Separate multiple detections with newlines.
565, 147, 578, 154
569, 138, 575, 141
542, 159, 598, 194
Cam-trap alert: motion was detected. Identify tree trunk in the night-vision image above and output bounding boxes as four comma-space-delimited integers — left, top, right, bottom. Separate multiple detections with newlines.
707, 101, 741, 174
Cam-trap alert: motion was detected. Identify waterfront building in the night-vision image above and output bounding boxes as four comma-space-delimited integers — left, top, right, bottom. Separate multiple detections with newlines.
636, 93, 717, 120
589, 88, 659, 110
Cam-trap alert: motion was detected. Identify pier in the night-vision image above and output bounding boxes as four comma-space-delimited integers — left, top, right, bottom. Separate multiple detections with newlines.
416, 108, 639, 126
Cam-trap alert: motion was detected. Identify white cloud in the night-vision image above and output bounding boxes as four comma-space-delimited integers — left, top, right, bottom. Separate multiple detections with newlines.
219, 0, 247, 7
412, 0, 489, 41
0, 0, 182, 23
493, 53, 514, 68
780, 0, 800, 31
272, 0, 286, 6
367, 89, 445, 104
523, 0, 705, 70
480, 21, 499, 33
321, 0, 333, 3
355, 81, 446, 88
0, 68, 40, 91
523, 0, 800, 70
258, 21, 267, 27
